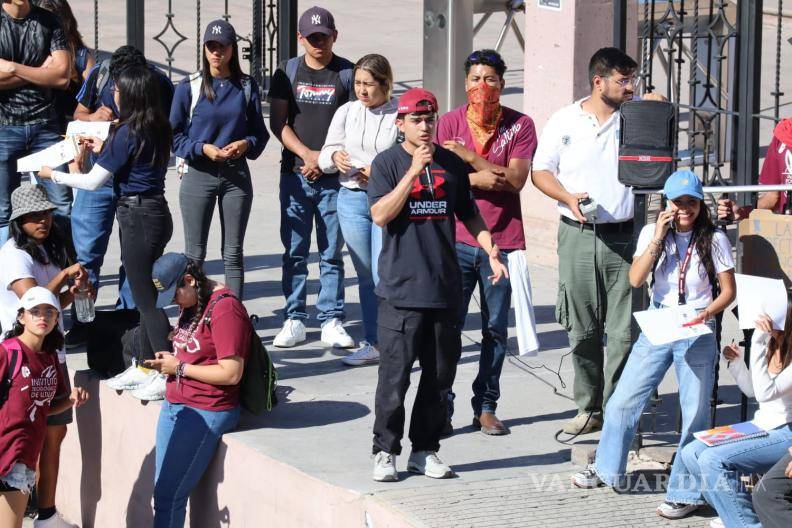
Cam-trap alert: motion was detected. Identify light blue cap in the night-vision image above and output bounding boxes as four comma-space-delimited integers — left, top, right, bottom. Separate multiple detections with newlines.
663, 169, 704, 200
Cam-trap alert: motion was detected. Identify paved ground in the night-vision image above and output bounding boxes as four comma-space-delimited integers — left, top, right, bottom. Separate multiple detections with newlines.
22, 1, 778, 526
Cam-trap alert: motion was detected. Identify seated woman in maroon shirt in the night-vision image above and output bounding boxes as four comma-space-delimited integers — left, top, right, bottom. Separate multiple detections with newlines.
0, 287, 88, 528
144, 259, 251, 528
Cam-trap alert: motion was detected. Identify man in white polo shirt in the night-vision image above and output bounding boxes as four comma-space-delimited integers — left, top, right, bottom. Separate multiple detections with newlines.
533, 47, 664, 435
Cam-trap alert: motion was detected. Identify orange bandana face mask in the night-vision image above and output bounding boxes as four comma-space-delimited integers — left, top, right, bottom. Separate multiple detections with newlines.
466, 82, 502, 130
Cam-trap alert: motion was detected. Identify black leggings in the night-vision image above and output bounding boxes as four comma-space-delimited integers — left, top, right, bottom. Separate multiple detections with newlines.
116, 195, 173, 361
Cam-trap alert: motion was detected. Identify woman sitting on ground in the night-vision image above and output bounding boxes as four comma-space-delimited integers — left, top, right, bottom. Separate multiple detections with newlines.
0, 287, 88, 528
571, 170, 736, 523
670, 300, 792, 528
143, 258, 250, 528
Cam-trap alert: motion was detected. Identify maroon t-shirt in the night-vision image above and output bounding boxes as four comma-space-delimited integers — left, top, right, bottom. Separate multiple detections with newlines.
759, 135, 792, 212
436, 105, 537, 250
0, 338, 66, 478
166, 289, 251, 411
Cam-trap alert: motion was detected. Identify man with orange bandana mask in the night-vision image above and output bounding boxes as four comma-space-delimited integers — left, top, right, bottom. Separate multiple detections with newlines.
718, 117, 792, 220
437, 49, 537, 436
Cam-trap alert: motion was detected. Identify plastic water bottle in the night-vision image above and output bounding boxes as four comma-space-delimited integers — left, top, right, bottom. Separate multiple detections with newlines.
74, 286, 95, 323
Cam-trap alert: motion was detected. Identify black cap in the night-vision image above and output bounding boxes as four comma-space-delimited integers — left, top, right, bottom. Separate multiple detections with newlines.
203, 19, 236, 46
298, 6, 336, 37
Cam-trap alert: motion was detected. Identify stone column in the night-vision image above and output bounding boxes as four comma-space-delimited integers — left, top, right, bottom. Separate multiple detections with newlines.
520, 0, 637, 268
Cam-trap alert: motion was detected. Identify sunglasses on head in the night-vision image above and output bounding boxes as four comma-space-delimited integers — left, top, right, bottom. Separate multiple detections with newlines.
467, 51, 503, 66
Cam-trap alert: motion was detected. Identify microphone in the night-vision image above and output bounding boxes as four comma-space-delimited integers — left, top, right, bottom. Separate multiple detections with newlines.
422, 165, 435, 200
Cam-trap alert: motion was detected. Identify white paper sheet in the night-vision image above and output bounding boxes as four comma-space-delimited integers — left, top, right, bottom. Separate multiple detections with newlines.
65, 120, 111, 140
16, 138, 78, 173
735, 273, 787, 330
633, 304, 713, 346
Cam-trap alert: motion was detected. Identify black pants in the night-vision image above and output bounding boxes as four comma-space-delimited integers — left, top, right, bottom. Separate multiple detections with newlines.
754, 453, 792, 528
116, 195, 173, 361
372, 299, 461, 455
179, 159, 252, 298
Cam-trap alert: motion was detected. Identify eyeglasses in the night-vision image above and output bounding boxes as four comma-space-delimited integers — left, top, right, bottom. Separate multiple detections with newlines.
607, 76, 637, 88
467, 50, 504, 66
27, 307, 58, 319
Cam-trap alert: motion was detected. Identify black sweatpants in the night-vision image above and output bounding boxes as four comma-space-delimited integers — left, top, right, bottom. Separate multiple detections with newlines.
116, 195, 173, 361
754, 453, 792, 528
372, 299, 461, 456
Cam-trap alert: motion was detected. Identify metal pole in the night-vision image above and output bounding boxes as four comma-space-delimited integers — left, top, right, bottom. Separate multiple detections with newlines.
613, 0, 627, 51
278, 0, 298, 64
252, 0, 264, 89
733, 0, 763, 205
126, 0, 145, 53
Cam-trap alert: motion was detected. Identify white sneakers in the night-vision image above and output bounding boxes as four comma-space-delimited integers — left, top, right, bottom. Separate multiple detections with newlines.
342, 341, 380, 366
407, 450, 455, 479
372, 452, 398, 482
33, 512, 78, 528
273, 318, 355, 349
105, 365, 156, 391
571, 464, 604, 489
320, 318, 354, 348
372, 451, 455, 482
130, 373, 167, 401
104, 365, 166, 401
656, 501, 699, 520
273, 319, 307, 348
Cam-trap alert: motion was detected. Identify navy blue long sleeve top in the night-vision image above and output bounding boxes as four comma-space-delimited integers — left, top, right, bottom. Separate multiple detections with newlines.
170, 75, 269, 162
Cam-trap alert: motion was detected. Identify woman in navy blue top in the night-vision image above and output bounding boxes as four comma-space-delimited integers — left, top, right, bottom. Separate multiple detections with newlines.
170, 19, 268, 298
39, 65, 175, 398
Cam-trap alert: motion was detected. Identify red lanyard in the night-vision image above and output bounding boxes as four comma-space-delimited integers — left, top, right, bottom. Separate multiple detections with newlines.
676, 233, 697, 305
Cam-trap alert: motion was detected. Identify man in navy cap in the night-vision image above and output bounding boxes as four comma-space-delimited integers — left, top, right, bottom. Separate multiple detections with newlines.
367, 87, 508, 482
268, 6, 356, 350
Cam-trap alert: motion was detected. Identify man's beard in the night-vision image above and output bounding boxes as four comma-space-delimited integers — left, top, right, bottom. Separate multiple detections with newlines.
601, 91, 632, 110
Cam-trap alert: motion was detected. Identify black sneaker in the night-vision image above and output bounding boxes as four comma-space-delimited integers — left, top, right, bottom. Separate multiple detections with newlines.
64, 321, 90, 349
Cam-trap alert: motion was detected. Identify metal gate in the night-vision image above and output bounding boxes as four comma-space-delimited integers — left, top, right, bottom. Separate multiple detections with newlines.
615, 0, 788, 207
86, 0, 296, 90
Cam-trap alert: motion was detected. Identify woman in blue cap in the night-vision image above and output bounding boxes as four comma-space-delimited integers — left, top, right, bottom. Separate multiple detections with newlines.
571, 170, 736, 518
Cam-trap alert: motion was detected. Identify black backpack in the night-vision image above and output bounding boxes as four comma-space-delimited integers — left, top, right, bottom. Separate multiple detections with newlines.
86, 309, 141, 378
203, 294, 278, 414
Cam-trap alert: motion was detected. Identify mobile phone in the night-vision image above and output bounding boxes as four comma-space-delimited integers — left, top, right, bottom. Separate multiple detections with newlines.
666, 204, 676, 231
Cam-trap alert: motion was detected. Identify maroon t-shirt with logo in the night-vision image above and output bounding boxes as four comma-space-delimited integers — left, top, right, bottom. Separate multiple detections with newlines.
0, 338, 65, 478
436, 105, 537, 250
166, 289, 251, 411
759, 135, 792, 212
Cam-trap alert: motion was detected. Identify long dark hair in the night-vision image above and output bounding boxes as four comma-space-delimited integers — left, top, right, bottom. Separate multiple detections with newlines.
768, 291, 792, 371
108, 64, 172, 168
35, 0, 86, 56
176, 261, 215, 331
3, 308, 64, 354
652, 201, 721, 295
10, 213, 75, 270
201, 39, 244, 102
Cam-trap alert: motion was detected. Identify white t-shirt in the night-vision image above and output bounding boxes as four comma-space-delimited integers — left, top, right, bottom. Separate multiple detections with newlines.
0, 239, 65, 362
634, 224, 734, 309
532, 97, 633, 223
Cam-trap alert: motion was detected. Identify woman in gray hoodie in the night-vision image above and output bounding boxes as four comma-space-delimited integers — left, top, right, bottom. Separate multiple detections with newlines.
319, 54, 398, 367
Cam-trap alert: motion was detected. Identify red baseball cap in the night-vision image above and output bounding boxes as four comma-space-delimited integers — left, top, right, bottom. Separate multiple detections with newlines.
397, 88, 438, 115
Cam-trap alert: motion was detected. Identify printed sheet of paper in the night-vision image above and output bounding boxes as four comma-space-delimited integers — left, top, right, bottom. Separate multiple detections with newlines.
65, 120, 111, 140
633, 304, 713, 346
16, 137, 78, 173
735, 273, 787, 330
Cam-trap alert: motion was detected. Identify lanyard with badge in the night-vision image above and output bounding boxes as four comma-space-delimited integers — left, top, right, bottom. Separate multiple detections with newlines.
675, 233, 697, 305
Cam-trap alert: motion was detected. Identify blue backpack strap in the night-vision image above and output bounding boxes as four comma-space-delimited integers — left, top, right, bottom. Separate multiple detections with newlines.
94, 58, 112, 102
285, 56, 300, 88
340, 67, 354, 97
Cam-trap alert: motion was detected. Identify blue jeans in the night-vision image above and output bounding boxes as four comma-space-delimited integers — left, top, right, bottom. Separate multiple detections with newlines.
592, 307, 717, 499
0, 122, 72, 243
337, 186, 381, 343
154, 401, 240, 528
279, 171, 345, 322
676, 424, 792, 527
454, 242, 512, 416
70, 184, 135, 309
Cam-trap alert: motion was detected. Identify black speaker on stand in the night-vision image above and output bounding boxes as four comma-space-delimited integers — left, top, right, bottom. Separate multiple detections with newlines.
618, 100, 676, 189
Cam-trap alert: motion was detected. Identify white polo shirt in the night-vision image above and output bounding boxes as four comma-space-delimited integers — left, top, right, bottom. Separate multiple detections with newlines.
533, 97, 633, 223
